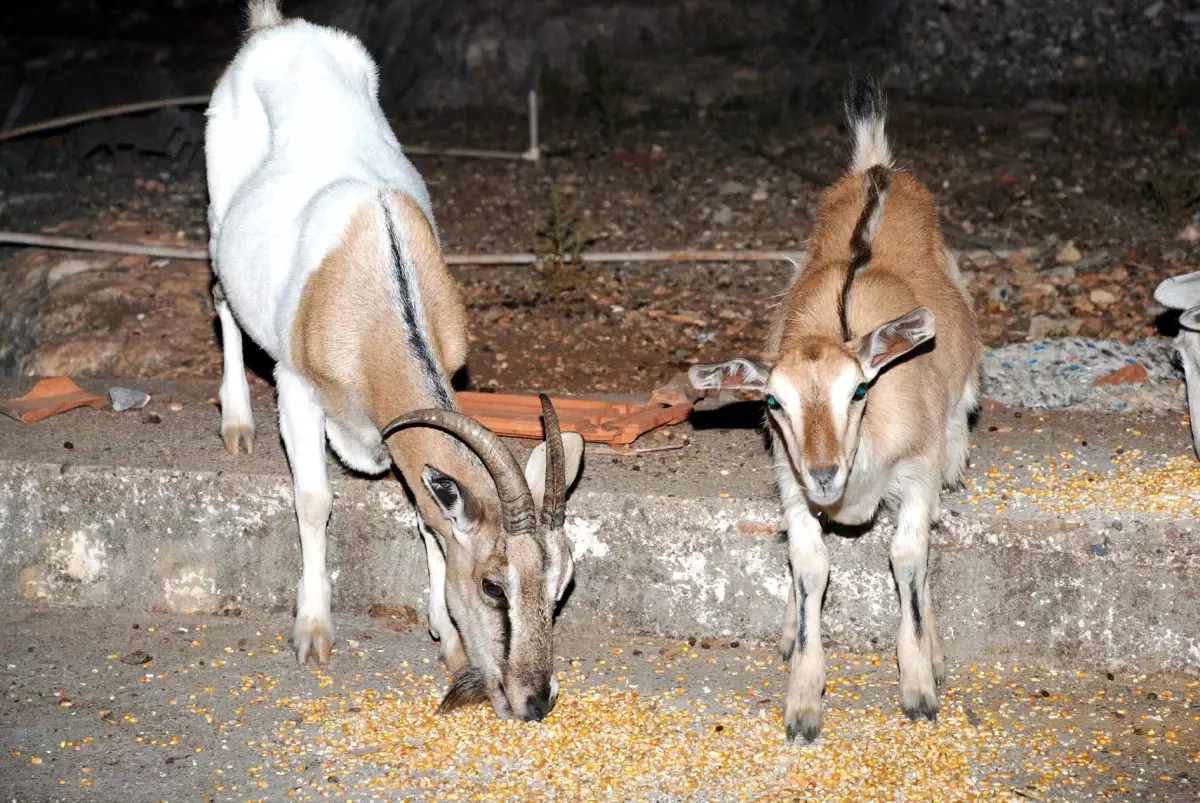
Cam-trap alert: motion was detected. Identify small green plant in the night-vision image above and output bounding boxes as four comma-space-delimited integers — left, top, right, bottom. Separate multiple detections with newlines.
1145, 170, 1200, 229
534, 186, 596, 289
582, 41, 626, 142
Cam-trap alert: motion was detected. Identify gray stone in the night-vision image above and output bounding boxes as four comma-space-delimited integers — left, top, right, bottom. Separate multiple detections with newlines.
108, 387, 151, 412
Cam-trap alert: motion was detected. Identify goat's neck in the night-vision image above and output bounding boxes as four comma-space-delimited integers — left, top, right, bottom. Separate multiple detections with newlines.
359, 322, 497, 530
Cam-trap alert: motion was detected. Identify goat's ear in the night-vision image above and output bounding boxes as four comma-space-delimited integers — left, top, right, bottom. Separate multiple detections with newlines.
422, 466, 480, 541
856, 306, 936, 380
688, 358, 770, 393
1180, 305, 1200, 332
1155, 272, 1200, 311
524, 432, 585, 515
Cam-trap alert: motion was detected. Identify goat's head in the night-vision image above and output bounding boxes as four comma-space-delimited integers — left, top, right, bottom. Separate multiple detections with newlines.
689, 307, 935, 505
381, 395, 583, 722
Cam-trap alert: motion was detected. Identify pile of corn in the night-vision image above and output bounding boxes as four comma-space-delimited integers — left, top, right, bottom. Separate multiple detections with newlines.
963, 448, 1200, 519
264, 665, 1089, 801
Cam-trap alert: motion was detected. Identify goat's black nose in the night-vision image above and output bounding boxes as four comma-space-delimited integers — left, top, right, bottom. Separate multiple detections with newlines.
520, 678, 556, 722
522, 689, 554, 722
808, 465, 838, 488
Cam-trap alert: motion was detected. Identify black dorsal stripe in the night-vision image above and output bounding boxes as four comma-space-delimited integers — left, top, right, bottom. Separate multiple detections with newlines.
380, 192, 456, 411
838, 165, 892, 342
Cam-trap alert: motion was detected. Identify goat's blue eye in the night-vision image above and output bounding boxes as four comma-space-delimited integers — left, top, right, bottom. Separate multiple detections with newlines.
853, 383, 869, 401
765, 394, 780, 410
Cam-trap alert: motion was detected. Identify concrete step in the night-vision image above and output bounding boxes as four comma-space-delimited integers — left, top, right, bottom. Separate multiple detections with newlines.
1, 377, 1197, 674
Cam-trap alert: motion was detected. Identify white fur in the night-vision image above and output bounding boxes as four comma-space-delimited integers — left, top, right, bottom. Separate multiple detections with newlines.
275, 366, 334, 663
849, 115, 893, 174
215, 296, 255, 454
247, 0, 283, 30
205, 6, 439, 663
206, 14, 436, 366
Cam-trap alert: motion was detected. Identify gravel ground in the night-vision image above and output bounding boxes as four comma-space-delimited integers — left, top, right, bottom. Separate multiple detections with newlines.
980, 338, 1185, 410
1, 95, 1198, 397
0, 605, 1196, 802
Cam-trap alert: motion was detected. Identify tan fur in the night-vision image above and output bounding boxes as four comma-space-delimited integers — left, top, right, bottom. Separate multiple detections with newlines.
773, 170, 980, 474
291, 192, 565, 717
291, 195, 488, 532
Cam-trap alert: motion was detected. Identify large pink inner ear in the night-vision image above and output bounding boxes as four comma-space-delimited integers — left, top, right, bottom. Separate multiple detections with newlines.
870, 332, 919, 369
857, 306, 936, 378
687, 358, 770, 393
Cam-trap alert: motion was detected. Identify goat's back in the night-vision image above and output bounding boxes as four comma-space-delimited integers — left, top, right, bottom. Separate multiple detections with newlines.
205, 13, 435, 360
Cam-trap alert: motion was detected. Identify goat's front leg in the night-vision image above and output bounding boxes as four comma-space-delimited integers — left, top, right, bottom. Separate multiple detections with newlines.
891, 462, 940, 720
417, 519, 467, 672
774, 443, 829, 743
214, 282, 256, 455
277, 368, 334, 665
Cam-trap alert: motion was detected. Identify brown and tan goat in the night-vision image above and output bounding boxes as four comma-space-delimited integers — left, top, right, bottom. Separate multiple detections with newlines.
690, 76, 981, 741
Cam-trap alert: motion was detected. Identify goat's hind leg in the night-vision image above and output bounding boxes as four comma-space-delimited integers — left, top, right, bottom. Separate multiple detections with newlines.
277, 368, 334, 665
214, 282, 256, 455
890, 462, 940, 720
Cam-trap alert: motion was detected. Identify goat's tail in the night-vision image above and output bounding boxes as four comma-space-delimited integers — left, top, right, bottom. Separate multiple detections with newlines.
838, 73, 893, 340
844, 73, 893, 175
246, 0, 284, 35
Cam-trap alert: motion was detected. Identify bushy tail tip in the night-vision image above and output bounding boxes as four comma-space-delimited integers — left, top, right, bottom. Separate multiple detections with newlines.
844, 73, 892, 174
246, 0, 284, 34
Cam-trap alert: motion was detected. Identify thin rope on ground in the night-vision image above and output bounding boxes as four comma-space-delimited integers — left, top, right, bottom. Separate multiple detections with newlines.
0, 231, 805, 266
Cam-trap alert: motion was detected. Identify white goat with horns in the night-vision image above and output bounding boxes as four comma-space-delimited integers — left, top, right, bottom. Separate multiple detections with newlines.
205, 0, 584, 722
689, 75, 982, 741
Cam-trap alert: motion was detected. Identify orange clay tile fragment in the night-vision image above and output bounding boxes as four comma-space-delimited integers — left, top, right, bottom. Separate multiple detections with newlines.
0, 377, 107, 424
455, 391, 692, 446
1091, 362, 1149, 387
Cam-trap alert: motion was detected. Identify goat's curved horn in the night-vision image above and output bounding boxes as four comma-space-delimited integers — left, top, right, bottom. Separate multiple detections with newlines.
381, 409, 536, 538
538, 394, 567, 530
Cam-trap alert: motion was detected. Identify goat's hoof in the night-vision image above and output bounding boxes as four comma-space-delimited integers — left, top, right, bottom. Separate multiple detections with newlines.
900, 689, 939, 722
784, 705, 822, 743
221, 423, 256, 456
294, 617, 333, 666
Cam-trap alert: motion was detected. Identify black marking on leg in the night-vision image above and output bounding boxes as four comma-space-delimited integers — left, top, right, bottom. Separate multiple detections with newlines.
909, 575, 923, 640
795, 579, 808, 655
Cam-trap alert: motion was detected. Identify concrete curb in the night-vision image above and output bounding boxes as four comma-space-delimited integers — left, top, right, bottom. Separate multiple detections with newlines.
1, 378, 1197, 674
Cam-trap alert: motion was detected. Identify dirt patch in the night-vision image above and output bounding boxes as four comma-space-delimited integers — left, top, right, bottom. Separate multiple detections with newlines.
1, 99, 1196, 394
